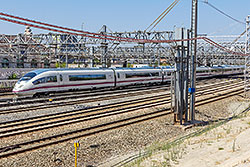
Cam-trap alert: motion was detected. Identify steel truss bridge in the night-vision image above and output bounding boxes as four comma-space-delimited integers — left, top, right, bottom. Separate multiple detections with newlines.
0, 28, 246, 67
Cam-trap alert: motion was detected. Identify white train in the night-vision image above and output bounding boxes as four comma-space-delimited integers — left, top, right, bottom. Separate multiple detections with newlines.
12, 65, 244, 97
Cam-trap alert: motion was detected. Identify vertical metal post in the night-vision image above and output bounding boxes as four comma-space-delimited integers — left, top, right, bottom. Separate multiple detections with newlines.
74, 141, 80, 167
92, 46, 95, 67
182, 28, 189, 122
66, 53, 68, 68
244, 16, 250, 97
55, 35, 58, 68
170, 72, 174, 113
185, 29, 190, 122
174, 47, 183, 124
190, 0, 198, 122
102, 25, 108, 68
173, 28, 189, 125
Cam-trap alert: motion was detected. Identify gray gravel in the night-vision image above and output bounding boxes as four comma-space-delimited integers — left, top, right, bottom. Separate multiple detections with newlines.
0, 78, 242, 167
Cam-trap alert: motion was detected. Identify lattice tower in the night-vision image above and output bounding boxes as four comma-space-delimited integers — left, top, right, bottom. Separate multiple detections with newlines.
244, 15, 250, 97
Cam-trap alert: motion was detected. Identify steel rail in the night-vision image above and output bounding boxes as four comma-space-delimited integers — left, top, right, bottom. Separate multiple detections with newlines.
0, 81, 243, 138
0, 84, 244, 158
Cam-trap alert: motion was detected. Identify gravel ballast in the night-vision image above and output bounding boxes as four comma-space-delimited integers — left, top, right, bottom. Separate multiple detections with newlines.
0, 79, 244, 167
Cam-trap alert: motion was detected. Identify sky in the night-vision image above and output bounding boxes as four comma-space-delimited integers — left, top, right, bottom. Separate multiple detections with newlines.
0, 0, 249, 36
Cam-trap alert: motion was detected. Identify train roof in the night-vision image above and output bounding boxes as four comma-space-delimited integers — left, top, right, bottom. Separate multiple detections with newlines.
113, 67, 161, 70
114, 67, 161, 70
30, 68, 110, 75
27, 65, 245, 76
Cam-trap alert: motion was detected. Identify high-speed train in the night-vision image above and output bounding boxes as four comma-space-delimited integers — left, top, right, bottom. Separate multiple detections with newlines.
12, 65, 244, 97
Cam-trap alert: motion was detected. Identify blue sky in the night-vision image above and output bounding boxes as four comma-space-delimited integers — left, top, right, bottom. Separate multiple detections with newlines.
0, 0, 249, 35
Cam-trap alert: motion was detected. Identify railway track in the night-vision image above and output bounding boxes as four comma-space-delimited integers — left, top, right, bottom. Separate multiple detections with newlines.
0, 84, 168, 106
0, 86, 169, 114
0, 80, 243, 133
0, 88, 12, 97
0, 79, 240, 115
0, 77, 237, 106
0, 80, 244, 158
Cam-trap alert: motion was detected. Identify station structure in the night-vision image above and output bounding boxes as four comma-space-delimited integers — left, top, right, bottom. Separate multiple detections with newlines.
0, 27, 246, 69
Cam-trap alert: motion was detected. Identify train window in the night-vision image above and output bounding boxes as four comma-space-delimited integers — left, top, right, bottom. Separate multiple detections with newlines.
32, 77, 46, 85
151, 72, 160, 76
60, 75, 63, 82
19, 72, 36, 82
211, 69, 217, 72
117, 73, 120, 78
69, 74, 106, 81
46, 76, 57, 83
125, 73, 151, 78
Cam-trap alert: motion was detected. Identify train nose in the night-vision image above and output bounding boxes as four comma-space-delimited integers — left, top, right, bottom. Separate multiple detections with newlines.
12, 83, 24, 95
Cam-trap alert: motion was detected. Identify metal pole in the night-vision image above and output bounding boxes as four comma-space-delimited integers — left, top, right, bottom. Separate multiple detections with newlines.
81, 23, 84, 31
181, 28, 189, 122
245, 16, 250, 98
74, 141, 80, 167
190, 0, 198, 122
175, 47, 182, 124
75, 145, 77, 167
102, 25, 108, 68
66, 53, 68, 68
171, 71, 174, 113
185, 29, 190, 122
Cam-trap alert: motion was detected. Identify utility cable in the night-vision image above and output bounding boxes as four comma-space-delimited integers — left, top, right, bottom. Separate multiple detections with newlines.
232, 27, 250, 44
0, 12, 136, 42
145, 0, 177, 32
149, 0, 180, 32
145, 0, 180, 32
202, 1, 245, 25
0, 12, 249, 56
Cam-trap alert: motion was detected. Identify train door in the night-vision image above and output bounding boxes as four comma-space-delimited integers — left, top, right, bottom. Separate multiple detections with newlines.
110, 69, 116, 87
57, 72, 64, 88
161, 70, 164, 83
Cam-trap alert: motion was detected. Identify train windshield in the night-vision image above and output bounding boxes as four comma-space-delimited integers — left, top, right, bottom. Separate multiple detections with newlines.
19, 72, 37, 82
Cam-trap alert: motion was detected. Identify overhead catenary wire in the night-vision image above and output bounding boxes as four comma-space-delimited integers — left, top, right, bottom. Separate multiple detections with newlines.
0, 12, 249, 57
145, 0, 180, 32
202, 0, 245, 25
0, 12, 138, 43
144, 0, 177, 31
0, 16, 129, 42
149, 0, 180, 32
202, 1, 246, 44
232, 27, 250, 44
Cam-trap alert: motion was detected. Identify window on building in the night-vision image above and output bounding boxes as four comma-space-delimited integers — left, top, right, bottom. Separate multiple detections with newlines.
2, 58, 9, 68
31, 59, 37, 68
44, 59, 50, 68
17, 57, 24, 68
